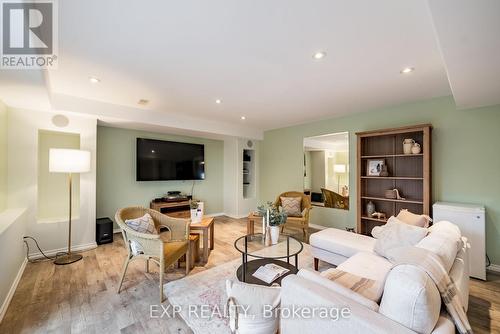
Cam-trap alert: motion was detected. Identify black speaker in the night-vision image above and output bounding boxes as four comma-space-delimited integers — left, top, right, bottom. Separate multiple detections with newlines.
96, 217, 114, 245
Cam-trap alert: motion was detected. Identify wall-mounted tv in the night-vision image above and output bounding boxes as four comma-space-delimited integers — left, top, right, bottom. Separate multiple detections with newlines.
136, 138, 205, 181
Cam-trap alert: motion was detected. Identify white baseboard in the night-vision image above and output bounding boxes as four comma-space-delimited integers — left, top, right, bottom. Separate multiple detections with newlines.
28, 242, 98, 260
224, 214, 249, 219
309, 223, 328, 230
205, 212, 225, 218
487, 263, 500, 274
113, 228, 121, 234
0, 258, 27, 323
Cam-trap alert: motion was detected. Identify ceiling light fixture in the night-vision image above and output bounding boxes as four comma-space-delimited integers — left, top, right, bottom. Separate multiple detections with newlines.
89, 76, 100, 83
313, 51, 326, 60
138, 99, 149, 105
400, 67, 415, 74
240, 116, 246, 120
215, 99, 222, 104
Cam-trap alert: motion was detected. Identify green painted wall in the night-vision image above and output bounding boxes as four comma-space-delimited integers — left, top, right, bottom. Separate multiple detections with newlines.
96, 126, 224, 226
0, 102, 7, 212
260, 96, 500, 264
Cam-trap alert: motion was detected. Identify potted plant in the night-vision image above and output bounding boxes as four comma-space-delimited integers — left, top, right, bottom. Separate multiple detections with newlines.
257, 202, 287, 245
190, 200, 201, 223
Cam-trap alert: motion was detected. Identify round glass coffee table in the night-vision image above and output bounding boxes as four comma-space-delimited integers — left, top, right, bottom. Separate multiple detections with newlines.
234, 233, 303, 286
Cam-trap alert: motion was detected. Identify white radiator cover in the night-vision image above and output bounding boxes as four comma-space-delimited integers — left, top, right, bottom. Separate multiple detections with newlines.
433, 202, 486, 280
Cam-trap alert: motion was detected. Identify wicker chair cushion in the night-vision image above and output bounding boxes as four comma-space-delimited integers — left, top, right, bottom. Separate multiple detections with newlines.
125, 213, 157, 234
163, 240, 189, 267
280, 197, 302, 217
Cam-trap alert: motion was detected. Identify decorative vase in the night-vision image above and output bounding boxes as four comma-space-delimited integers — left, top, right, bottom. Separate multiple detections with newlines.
264, 226, 272, 246
190, 209, 201, 223
379, 164, 389, 177
403, 138, 415, 155
366, 201, 376, 217
411, 143, 421, 154
269, 226, 280, 245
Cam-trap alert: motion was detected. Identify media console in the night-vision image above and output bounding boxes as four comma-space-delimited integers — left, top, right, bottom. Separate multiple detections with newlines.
150, 198, 192, 218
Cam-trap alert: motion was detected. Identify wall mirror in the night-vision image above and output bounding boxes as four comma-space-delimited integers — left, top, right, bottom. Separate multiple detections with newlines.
303, 132, 349, 210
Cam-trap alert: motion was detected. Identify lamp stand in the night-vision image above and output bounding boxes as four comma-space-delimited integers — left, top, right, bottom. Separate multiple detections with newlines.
54, 173, 83, 265
337, 175, 341, 193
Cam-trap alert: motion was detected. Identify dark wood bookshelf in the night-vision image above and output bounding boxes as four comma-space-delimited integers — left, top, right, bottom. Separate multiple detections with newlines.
356, 124, 432, 235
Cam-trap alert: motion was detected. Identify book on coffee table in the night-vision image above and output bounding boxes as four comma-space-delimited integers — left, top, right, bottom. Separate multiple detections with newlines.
252, 263, 290, 284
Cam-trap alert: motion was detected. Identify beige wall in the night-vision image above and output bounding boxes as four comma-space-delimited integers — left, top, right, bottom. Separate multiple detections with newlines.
0, 102, 7, 212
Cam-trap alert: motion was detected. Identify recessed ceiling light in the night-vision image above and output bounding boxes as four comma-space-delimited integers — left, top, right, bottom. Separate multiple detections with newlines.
138, 99, 149, 105
215, 99, 222, 104
313, 51, 327, 60
89, 76, 100, 83
240, 116, 246, 120
400, 67, 415, 74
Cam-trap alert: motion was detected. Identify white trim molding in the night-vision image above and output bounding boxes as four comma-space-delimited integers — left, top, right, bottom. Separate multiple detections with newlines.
487, 263, 500, 274
0, 258, 27, 323
28, 242, 97, 260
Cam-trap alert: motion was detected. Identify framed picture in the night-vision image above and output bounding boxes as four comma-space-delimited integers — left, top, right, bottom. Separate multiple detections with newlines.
367, 159, 385, 176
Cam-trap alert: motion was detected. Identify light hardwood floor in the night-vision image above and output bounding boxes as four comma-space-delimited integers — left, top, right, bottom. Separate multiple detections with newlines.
0, 216, 498, 333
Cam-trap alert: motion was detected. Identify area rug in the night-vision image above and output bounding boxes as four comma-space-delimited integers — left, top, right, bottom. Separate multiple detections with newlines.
164, 243, 316, 334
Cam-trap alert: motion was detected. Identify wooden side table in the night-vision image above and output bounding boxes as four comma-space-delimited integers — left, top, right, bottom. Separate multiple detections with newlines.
190, 217, 215, 262
247, 213, 262, 235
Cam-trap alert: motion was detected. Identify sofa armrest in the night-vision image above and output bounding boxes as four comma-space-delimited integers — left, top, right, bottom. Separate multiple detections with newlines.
280, 274, 416, 334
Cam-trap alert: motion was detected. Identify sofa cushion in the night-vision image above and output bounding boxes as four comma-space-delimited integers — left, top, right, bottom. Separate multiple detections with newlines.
415, 224, 461, 273
379, 265, 441, 334
310, 228, 376, 258
297, 269, 379, 311
335, 251, 393, 302
374, 217, 428, 258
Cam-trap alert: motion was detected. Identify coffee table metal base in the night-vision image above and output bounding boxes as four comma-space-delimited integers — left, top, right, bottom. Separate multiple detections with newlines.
236, 259, 298, 286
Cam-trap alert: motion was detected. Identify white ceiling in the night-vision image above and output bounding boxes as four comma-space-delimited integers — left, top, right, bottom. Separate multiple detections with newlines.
0, 0, 498, 139
427, 0, 500, 109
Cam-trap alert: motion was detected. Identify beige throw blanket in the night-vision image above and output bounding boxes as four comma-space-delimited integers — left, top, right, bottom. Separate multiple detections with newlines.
385, 247, 473, 334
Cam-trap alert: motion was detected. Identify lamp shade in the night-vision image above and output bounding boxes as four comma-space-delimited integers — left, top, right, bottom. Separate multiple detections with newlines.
333, 164, 346, 173
49, 149, 91, 173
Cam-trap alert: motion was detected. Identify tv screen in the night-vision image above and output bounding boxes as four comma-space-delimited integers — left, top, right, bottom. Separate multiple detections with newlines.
136, 138, 205, 181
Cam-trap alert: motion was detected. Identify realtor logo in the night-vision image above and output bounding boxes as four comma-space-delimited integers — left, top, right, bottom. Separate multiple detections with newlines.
1, 0, 58, 69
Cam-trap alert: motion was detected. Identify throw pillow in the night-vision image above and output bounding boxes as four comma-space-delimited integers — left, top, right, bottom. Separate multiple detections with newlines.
280, 197, 302, 217
125, 213, 157, 234
374, 217, 428, 258
226, 280, 281, 334
397, 209, 432, 228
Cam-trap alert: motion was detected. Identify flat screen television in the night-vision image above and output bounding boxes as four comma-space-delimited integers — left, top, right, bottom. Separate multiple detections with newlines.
136, 138, 205, 181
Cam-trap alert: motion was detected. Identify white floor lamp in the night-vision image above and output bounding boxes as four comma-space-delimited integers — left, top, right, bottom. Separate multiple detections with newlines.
49, 148, 91, 265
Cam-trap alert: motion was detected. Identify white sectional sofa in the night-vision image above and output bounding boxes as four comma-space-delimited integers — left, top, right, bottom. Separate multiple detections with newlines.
281, 221, 470, 334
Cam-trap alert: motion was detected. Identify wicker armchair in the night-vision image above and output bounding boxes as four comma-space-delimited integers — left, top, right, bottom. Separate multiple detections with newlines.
273, 191, 312, 240
321, 188, 349, 210
115, 207, 190, 302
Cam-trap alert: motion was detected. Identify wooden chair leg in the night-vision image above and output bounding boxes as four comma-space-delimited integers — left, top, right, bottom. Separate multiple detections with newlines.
160, 262, 165, 303
145, 258, 149, 273
185, 248, 190, 275
280, 225, 285, 233
314, 258, 319, 271
117, 256, 131, 294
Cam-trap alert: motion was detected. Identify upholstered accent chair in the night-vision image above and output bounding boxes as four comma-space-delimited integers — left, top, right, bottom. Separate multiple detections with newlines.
321, 187, 349, 210
115, 207, 190, 302
273, 191, 312, 241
